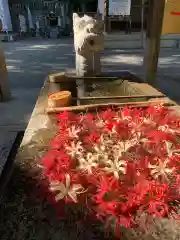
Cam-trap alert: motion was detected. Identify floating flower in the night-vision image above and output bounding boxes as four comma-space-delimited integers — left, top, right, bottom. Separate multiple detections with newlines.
67, 125, 81, 139
93, 143, 109, 162
165, 141, 180, 157
113, 139, 137, 158
148, 158, 175, 181
104, 158, 127, 179
95, 118, 106, 128
65, 141, 84, 158
49, 174, 85, 202
77, 152, 99, 174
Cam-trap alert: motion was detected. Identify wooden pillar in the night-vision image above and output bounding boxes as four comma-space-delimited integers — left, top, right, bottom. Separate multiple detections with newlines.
0, 46, 11, 101
143, 0, 165, 84
104, 0, 109, 33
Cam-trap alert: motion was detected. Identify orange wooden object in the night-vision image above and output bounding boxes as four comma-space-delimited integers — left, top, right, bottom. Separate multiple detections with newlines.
48, 91, 72, 108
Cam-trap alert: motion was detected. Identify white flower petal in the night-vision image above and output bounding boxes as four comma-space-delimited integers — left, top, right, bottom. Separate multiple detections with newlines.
55, 192, 66, 201
65, 174, 71, 188
68, 191, 78, 203
72, 184, 84, 192
50, 183, 66, 193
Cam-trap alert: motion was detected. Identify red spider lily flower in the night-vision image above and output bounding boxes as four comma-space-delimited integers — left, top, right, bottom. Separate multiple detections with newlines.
50, 133, 70, 149
42, 149, 60, 169
176, 175, 180, 186
172, 175, 180, 199
146, 130, 176, 144
148, 182, 170, 201
146, 105, 169, 120
95, 175, 120, 201
56, 111, 78, 128
83, 132, 100, 146
121, 107, 132, 119
80, 114, 95, 129
125, 161, 149, 185
113, 121, 132, 140
148, 201, 169, 217
105, 121, 117, 132
100, 109, 116, 121
42, 149, 73, 180
56, 111, 76, 122
127, 181, 151, 206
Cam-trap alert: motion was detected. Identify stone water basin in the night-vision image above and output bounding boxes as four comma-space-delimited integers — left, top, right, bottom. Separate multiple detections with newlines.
48, 71, 165, 106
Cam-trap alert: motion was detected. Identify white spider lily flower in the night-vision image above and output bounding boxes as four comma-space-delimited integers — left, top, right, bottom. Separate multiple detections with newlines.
158, 124, 177, 135
112, 125, 117, 134
104, 158, 127, 179
113, 139, 137, 158
93, 144, 109, 163
67, 125, 81, 138
95, 119, 105, 128
148, 158, 175, 181
94, 144, 106, 153
142, 117, 156, 125
114, 113, 132, 122
140, 138, 149, 143
78, 152, 98, 174
100, 134, 114, 146
65, 141, 84, 158
165, 141, 180, 157
50, 174, 85, 202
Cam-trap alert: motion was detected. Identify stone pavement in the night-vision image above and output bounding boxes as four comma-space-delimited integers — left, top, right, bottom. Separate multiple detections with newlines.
0, 38, 180, 131
105, 32, 180, 49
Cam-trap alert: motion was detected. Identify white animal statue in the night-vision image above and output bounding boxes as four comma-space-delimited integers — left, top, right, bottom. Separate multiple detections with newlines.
73, 13, 104, 77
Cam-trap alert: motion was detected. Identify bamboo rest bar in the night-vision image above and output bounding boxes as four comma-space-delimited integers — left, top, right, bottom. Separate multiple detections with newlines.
47, 99, 175, 114
75, 94, 165, 101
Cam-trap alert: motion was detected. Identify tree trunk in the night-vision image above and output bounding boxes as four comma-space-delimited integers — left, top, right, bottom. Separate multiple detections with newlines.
143, 0, 165, 84
0, 46, 11, 101
104, 0, 109, 33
